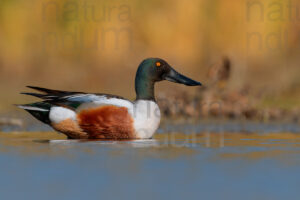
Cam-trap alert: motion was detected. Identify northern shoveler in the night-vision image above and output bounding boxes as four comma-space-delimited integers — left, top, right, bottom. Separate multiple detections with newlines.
18, 58, 202, 139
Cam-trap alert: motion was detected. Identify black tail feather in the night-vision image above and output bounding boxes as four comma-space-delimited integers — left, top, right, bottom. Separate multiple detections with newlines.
20, 92, 46, 99
16, 102, 51, 124
26, 86, 77, 95
26, 109, 51, 124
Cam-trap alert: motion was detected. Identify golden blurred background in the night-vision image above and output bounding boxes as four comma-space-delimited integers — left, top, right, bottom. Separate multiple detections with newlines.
0, 0, 299, 115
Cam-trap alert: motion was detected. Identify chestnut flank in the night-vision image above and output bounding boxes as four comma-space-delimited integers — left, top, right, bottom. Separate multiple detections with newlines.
78, 105, 135, 139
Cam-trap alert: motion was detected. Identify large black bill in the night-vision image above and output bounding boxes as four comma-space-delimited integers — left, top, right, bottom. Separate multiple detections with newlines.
164, 69, 202, 86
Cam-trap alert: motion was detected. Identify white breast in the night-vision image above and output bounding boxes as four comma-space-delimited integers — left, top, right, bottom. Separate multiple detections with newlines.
132, 100, 161, 139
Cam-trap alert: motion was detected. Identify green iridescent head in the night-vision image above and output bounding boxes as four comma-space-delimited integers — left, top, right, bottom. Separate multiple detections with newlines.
135, 58, 202, 100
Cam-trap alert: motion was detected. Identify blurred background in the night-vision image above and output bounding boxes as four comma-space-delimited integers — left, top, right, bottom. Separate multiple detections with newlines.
0, 0, 299, 121
1, 2, 300, 199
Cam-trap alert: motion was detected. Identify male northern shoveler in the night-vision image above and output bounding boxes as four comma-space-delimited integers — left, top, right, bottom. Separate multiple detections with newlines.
18, 58, 201, 139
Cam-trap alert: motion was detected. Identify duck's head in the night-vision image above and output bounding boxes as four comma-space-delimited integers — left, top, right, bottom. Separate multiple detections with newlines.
135, 58, 202, 100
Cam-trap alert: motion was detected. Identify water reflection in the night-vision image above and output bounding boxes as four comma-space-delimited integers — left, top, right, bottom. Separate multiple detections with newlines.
1, 131, 300, 160
46, 139, 161, 148
1, 131, 300, 200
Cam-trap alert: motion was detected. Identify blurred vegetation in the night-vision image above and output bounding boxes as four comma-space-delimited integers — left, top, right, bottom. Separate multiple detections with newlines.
0, 0, 299, 116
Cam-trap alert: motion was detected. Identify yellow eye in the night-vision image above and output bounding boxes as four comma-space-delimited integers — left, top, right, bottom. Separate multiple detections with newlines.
156, 62, 161, 67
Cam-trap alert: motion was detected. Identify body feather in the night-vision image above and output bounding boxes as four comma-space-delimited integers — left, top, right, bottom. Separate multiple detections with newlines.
18, 86, 161, 139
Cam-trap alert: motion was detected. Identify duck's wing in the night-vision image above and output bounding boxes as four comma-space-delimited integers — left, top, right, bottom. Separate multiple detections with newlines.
22, 86, 131, 110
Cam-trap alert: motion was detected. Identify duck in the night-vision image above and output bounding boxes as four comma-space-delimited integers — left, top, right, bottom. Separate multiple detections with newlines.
17, 58, 201, 139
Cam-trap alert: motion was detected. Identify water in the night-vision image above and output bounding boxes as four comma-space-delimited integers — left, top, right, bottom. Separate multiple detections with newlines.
0, 129, 300, 200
